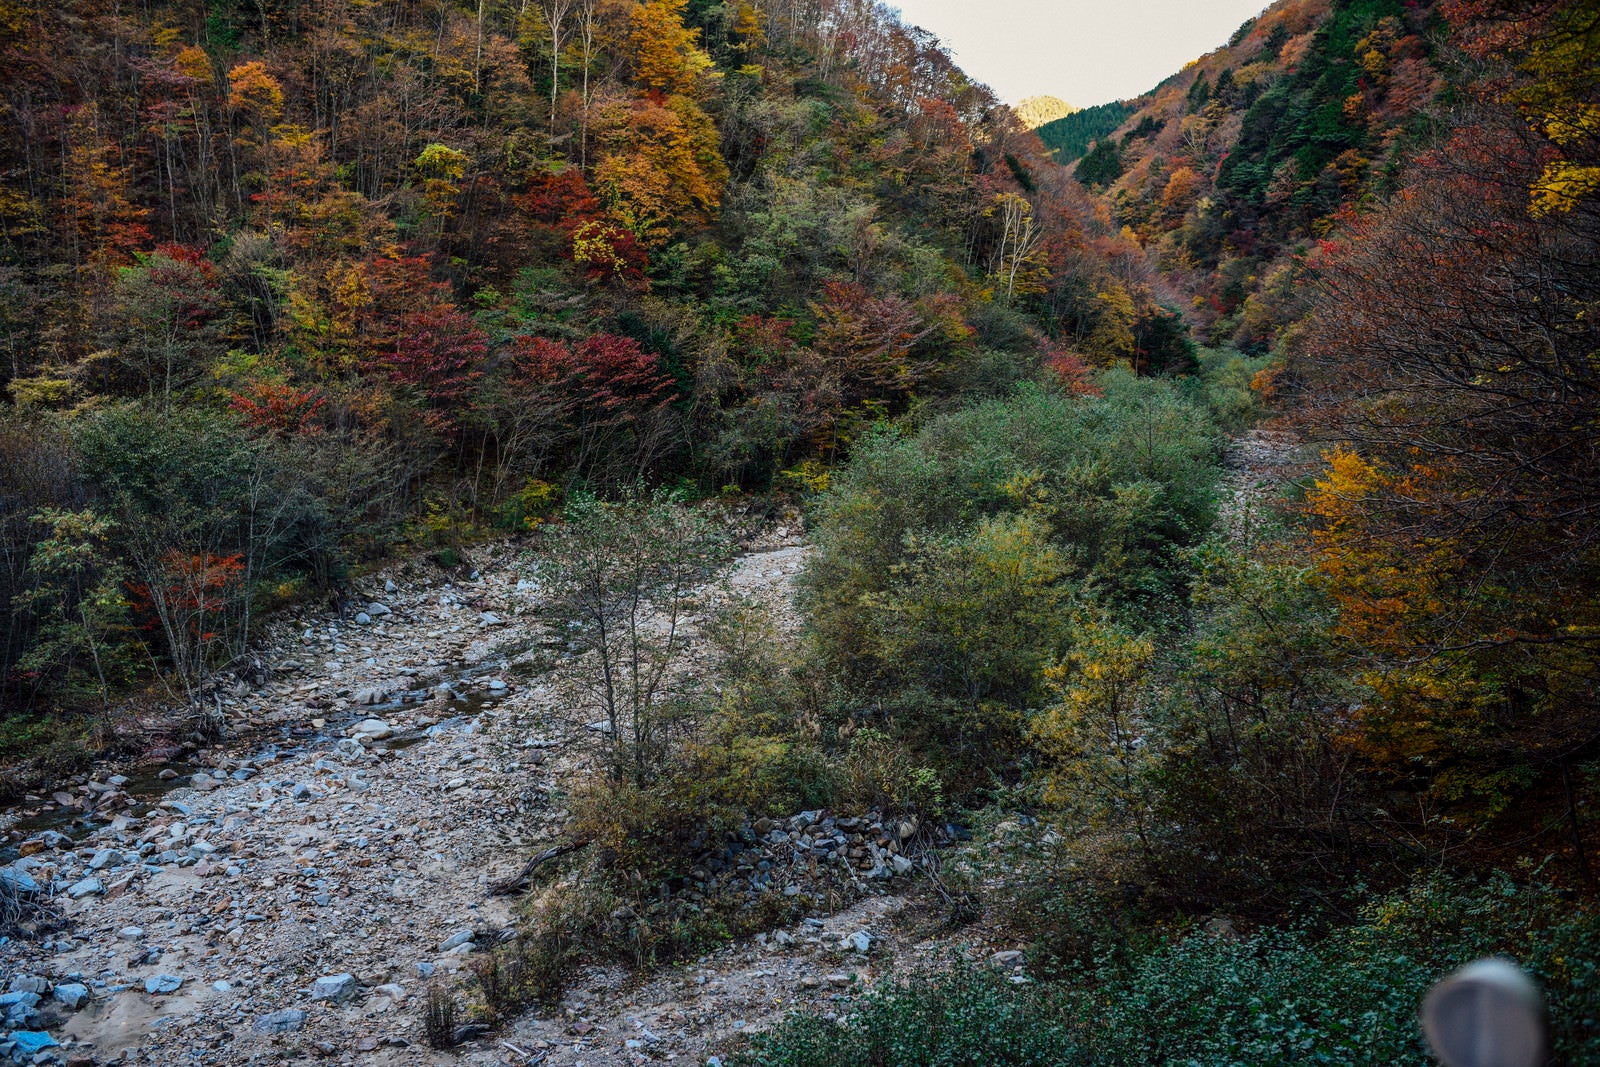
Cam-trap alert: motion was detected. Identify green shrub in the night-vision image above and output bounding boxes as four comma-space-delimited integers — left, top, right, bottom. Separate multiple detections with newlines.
736, 963, 1078, 1067
801, 376, 1222, 789
745, 875, 1600, 1067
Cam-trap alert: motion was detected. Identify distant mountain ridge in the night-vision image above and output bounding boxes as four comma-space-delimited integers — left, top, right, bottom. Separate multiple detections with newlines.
1035, 99, 1138, 162
1013, 95, 1076, 129
1063, 0, 1446, 353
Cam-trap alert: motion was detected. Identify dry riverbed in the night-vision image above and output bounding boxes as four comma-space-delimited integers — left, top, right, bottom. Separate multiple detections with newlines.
2, 519, 1023, 1067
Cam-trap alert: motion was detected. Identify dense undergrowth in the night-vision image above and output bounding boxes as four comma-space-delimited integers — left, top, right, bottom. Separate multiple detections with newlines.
740, 876, 1600, 1067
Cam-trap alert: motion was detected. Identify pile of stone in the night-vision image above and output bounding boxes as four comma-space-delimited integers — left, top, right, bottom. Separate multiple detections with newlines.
665, 809, 935, 910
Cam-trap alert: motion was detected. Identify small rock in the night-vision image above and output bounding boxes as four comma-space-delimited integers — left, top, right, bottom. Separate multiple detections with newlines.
67, 876, 104, 899
843, 931, 872, 954
118, 926, 144, 941
53, 983, 90, 1010
145, 974, 183, 995
6, 1032, 58, 1058
213, 981, 233, 993
252, 1008, 308, 1034
0, 866, 41, 896
311, 973, 359, 1004
7, 977, 48, 995
349, 718, 393, 740
1, 989, 40, 1020
354, 612, 372, 625
478, 612, 501, 626
415, 962, 436, 979
438, 930, 474, 951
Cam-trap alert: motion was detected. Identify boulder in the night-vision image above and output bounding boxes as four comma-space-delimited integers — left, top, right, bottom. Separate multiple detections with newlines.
0, 866, 41, 896
6, 1032, 57, 1058
349, 718, 393, 741
66, 876, 104, 899
438, 930, 475, 952
311, 973, 359, 1004
52, 983, 90, 1010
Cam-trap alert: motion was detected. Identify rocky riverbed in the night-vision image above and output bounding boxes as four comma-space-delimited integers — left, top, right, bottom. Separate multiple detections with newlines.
2, 521, 1026, 1067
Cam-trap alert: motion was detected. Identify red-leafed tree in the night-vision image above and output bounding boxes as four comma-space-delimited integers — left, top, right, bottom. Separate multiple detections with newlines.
808, 280, 937, 406
229, 380, 328, 436
382, 306, 489, 437
500, 332, 680, 484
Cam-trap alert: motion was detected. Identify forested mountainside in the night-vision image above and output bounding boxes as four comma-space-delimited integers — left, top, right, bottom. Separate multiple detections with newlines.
0, 0, 1195, 716
4, 0, 1600, 1063
1068, 0, 1453, 353
1035, 98, 1135, 161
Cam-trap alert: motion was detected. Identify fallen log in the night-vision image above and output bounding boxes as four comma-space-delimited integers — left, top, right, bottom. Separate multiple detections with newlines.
489, 840, 591, 895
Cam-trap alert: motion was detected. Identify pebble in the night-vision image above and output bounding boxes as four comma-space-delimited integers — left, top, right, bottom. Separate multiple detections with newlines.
251, 1008, 308, 1034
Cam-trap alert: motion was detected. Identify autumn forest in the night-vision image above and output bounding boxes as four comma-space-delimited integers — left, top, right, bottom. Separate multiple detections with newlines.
2, 0, 1599, 1061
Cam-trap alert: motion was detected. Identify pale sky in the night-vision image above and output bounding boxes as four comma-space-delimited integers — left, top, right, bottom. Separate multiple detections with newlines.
889, 0, 1271, 107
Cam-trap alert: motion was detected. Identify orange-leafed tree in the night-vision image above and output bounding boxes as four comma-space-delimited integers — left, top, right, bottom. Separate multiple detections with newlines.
629, 0, 713, 97
592, 94, 727, 244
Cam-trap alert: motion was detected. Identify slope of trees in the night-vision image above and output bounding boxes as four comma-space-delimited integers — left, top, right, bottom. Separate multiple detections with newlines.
1064, 0, 1450, 354
0, 0, 1198, 720
1035, 99, 1137, 162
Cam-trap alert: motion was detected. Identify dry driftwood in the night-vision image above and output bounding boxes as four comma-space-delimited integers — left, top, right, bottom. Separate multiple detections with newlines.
489, 840, 591, 895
